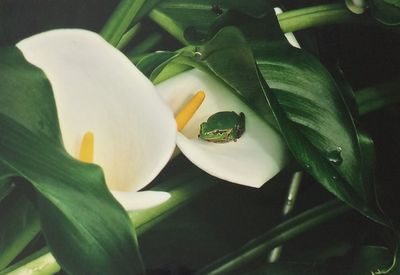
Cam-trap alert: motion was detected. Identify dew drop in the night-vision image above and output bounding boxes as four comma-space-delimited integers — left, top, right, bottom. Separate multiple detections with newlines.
305, 164, 311, 169
327, 147, 343, 165
332, 175, 338, 180
193, 51, 202, 60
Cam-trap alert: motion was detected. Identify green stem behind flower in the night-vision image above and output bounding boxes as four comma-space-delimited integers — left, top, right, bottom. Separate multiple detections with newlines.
276, 3, 372, 33
195, 200, 350, 275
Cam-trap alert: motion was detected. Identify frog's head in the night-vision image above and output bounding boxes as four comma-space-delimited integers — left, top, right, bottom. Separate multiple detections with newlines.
199, 122, 233, 143
198, 111, 245, 143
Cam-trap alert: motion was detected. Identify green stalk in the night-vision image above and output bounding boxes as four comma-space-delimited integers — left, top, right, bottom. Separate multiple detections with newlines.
268, 171, 303, 262
277, 3, 372, 33
116, 23, 141, 50
100, 0, 146, 46
196, 200, 350, 275
126, 33, 163, 57
1, 248, 59, 275
150, 9, 187, 44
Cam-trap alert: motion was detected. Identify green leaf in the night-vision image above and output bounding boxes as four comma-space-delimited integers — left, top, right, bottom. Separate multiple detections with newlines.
0, 165, 15, 203
135, 51, 181, 79
370, 0, 400, 25
0, 47, 144, 274
135, 50, 201, 84
384, 0, 400, 8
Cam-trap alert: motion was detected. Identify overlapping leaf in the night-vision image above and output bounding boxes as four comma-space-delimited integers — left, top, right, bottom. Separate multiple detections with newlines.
0, 47, 143, 274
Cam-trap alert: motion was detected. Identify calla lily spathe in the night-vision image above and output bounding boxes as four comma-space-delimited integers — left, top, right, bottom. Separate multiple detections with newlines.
156, 69, 288, 188
17, 29, 176, 211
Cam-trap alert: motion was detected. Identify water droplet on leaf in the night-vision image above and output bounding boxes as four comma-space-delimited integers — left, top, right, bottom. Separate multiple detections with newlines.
327, 147, 343, 165
192, 47, 203, 61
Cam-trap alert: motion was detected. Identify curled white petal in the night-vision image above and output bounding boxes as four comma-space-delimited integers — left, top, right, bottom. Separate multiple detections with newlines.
17, 29, 176, 207
157, 69, 288, 188
274, 7, 301, 49
111, 191, 171, 211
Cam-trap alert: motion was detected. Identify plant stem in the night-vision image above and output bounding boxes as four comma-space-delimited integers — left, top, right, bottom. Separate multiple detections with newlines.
196, 200, 350, 275
0, 248, 59, 275
150, 9, 187, 44
277, 3, 372, 33
268, 171, 303, 262
100, 0, 145, 47
126, 33, 163, 57
116, 23, 141, 50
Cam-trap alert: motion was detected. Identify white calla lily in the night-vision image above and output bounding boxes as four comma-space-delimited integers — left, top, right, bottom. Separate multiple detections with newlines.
156, 69, 288, 188
16, 29, 176, 211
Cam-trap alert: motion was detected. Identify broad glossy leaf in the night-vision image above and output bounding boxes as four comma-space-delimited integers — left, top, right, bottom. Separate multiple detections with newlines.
0, 47, 143, 274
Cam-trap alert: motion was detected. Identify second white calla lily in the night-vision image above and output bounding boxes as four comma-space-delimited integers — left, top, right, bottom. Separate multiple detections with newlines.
17, 29, 176, 211
157, 69, 288, 188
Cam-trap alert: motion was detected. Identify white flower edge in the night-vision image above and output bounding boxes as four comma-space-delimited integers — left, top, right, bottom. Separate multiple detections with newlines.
157, 69, 288, 188
17, 29, 176, 211
274, 7, 301, 49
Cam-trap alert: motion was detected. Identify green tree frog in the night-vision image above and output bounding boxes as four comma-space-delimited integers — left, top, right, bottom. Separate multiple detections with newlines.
198, 111, 245, 143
